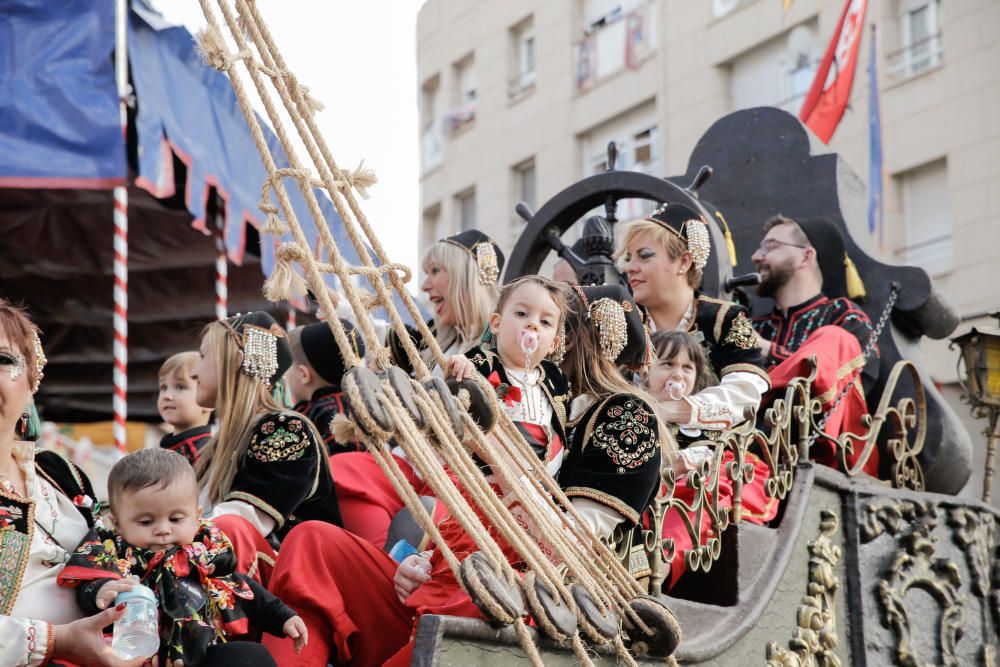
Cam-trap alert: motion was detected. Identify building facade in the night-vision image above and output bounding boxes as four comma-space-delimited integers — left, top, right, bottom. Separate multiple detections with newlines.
416, 0, 999, 498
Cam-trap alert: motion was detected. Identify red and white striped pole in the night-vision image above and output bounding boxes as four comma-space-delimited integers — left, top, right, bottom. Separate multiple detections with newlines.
112, 0, 129, 451
214, 213, 228, 320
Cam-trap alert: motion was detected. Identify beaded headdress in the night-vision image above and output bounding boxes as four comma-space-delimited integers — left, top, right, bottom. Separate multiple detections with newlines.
442, 230, 505, 286
646, 202, 712, 271
573, 284, 652, 371
30, 331, 46, 394
222, 312, 292, 389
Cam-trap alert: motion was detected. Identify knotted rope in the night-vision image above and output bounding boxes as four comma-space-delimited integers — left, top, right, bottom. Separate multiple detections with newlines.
196, 2, 677, 662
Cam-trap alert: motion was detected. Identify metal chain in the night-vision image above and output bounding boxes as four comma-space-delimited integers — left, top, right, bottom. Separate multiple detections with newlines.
807, 282, 901, 447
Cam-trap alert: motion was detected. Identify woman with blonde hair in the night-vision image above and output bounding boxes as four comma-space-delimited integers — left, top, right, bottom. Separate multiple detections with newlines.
619, 203, 770, 441
621, 202, 779, 532
190, 311, 340, 580
332, 230, 505, 548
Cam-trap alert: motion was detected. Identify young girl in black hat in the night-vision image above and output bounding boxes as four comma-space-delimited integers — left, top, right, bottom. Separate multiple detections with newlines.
189, 311, 341, 582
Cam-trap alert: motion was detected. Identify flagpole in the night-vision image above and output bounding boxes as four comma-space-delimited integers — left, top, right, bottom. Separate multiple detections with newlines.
112, 0, 129, 451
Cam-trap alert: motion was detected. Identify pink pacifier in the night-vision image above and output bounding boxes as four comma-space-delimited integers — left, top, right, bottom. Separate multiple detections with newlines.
519, 330, 539, 356
667, 380, 686, 401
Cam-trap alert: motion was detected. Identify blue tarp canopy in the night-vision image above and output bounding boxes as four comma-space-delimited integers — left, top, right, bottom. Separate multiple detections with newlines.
0, 0, 415, 421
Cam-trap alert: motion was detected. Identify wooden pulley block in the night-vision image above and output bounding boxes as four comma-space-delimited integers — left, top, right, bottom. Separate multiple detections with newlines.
623, 594, 682, 658
522, 571, 577, 642
459, 551, 524, 627
446, 377, 496, 434
382, 366, 426, 430
571, 583, 619, 642
421, 376, 464, 440
343, 366, 393, 435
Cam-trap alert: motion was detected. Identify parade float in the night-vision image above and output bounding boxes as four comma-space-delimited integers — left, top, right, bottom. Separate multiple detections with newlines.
3, 1, 997, 664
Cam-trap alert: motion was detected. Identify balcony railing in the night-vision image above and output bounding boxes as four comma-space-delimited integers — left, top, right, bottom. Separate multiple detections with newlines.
886, 31, 943, 81
574, 1, 657, 94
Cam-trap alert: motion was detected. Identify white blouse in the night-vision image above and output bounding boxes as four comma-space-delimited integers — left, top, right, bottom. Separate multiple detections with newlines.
1, 443, 90, 667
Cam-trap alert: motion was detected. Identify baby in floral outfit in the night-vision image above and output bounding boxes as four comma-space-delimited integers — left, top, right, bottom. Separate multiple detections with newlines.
58, 449, 306, 666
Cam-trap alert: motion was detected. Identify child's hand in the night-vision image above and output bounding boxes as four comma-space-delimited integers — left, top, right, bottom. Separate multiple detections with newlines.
447, 355, 475, 382
284, 615, 309, 653
96, 575, 139, 609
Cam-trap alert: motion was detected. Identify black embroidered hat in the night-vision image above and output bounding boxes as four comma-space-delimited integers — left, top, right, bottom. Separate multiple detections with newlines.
796, 217, 866, 300
572, 284, 653, 369
222, 311, 293, 388
442, 230, 505, 285
300, 319, 365, 388
645, 202, 712, 271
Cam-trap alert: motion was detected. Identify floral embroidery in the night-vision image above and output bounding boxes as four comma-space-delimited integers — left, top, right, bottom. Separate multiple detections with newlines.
722, 311, 756, 350
591, 399, 657, 473
60, 521, 254, 665
248, 415, 311, 462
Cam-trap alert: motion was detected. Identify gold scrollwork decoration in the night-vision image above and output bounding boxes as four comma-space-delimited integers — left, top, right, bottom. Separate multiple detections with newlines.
878, 513, 964, 667
764, 509, 842, 667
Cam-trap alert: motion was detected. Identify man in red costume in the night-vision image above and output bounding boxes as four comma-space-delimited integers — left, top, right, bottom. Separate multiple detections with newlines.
750, 215, 879, 476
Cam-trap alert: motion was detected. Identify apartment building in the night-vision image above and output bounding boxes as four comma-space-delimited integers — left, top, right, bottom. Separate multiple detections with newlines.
416, 0, 999, 496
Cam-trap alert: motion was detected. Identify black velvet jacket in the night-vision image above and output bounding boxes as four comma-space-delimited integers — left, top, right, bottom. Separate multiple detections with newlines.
293, 386, 357, 456
224, 410, 342, 540
559, 394, 662, 526
160, 424, 212, 465
465, 345, 571, 457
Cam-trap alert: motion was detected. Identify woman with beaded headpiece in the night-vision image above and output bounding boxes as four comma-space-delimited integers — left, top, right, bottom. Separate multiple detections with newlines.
619, 203, 779, 567
331, 230, 505, 548
0, 297, 150, 666
189, 311, 341, 583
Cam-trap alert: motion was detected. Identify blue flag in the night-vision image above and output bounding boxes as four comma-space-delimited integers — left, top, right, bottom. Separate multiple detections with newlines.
867, 26, 884, 246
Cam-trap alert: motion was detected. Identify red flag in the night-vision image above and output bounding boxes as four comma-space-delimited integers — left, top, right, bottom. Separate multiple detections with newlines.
799, 0, 869, 143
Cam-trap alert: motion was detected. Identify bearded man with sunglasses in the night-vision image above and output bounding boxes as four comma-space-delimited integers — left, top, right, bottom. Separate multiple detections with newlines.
749, 214, 880, 477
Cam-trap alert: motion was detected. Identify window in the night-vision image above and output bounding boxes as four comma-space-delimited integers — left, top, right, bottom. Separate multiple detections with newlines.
511, 159, 537, 245
894, 0, 942, 76
575, 0, 657, 93
455, 188, 476, 232
445, 54, 476, 135
420, 75, 443, 173
728, 21, 820, 113
421, 203, 442, 252
579, 103, 659, 220
897, 159, 952, 275
509, 17, 536, 98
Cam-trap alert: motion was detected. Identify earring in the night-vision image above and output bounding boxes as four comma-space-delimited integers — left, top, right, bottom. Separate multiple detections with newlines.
18, 412, 28, 436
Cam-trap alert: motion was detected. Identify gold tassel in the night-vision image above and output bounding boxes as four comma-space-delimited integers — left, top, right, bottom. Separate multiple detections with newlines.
844, 253, 866, 301
714, 211, 738, 267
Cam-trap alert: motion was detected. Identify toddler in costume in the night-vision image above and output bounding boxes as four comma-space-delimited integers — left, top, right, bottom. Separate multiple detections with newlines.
57, 449, 307, 666
157, 352, 213, 465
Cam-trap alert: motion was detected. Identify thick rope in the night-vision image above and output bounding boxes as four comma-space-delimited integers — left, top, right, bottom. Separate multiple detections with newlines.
197, 2, 662, 659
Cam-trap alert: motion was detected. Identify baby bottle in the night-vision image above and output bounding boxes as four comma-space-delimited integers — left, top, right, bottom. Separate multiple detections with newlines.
112, 585, 160, 660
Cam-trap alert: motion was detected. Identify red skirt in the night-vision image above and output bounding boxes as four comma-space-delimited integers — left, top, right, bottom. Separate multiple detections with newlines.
766, 325, 878, 476
331, 451, 444, 549
211, 513, 276, 586
659, 450, 776, 589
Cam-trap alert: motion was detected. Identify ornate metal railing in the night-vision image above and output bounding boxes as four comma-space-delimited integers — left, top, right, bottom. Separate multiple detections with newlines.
610, 357, 928, 593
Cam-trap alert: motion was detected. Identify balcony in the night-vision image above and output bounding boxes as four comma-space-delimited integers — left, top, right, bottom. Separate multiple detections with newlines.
886, 31, 943, 82
574, 1, 657, 94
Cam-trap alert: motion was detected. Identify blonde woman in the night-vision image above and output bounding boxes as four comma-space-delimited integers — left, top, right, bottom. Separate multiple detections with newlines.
333, 230, 505, 548
190, 311, 340, 581
619, 203, 770, 437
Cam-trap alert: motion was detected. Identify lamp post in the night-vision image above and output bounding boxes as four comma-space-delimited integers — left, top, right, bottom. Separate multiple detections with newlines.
951, 311, 1000, 504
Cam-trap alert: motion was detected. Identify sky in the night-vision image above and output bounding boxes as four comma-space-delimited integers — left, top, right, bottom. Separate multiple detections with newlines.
152, 0, 424, 282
